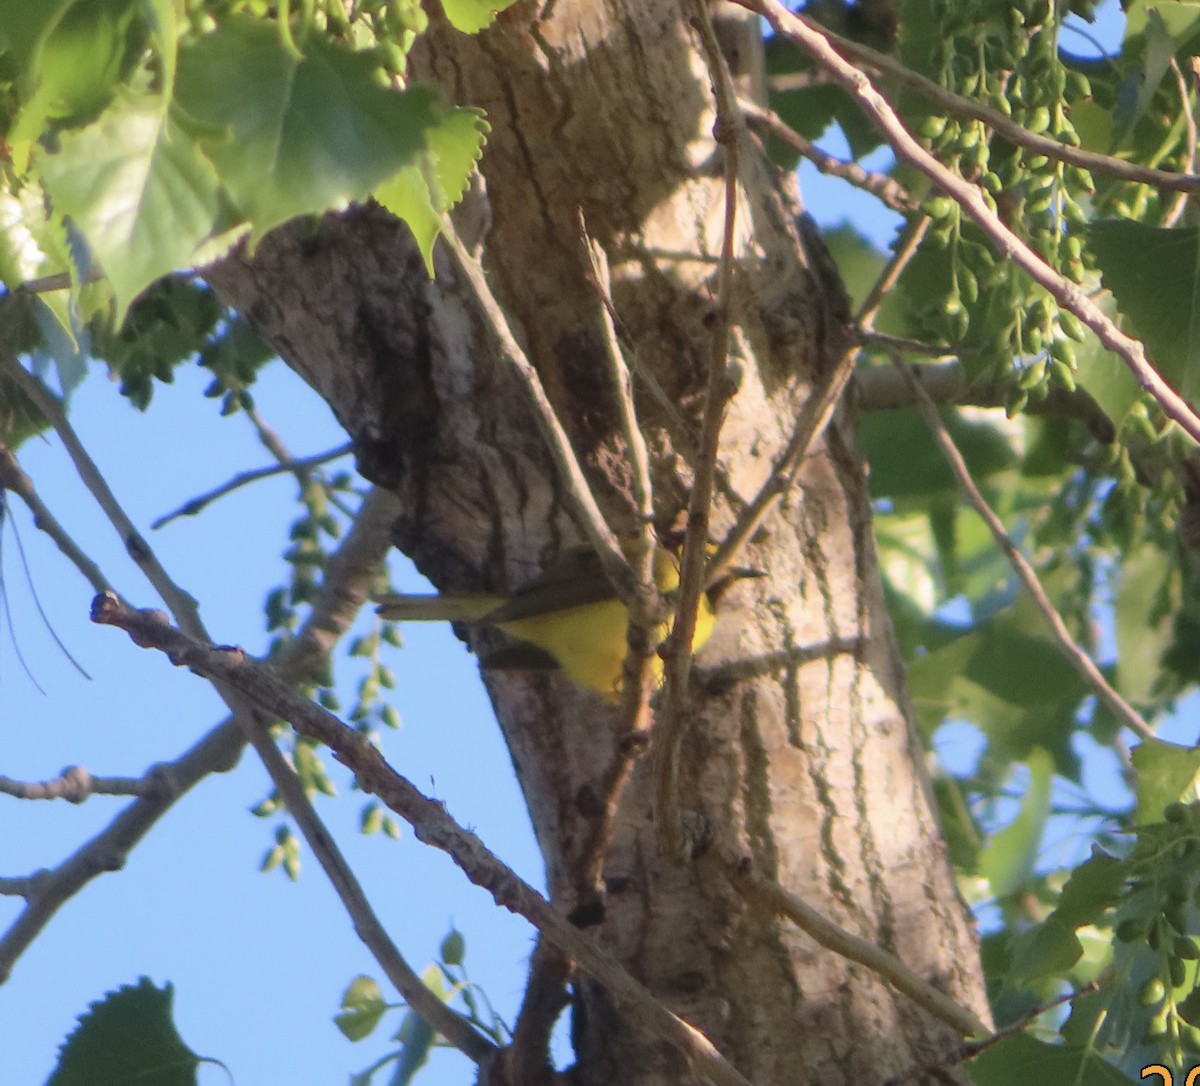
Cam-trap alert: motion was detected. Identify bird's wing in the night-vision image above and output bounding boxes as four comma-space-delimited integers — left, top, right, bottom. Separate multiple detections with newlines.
483, 546, 618, 622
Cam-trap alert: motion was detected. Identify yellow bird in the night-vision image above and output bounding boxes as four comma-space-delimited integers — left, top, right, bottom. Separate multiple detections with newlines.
375, 544, 753, 699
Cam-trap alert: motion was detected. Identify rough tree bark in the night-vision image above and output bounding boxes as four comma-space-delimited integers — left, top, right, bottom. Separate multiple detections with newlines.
206, 3, 990, 1083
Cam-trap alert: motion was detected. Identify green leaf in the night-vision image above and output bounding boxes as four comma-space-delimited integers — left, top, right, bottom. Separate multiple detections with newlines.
440, 0, 520, 33
1009, 847, 1130, 982
1089, 221, 1200, 402
1072, 302, 1140, 429
1132, 739, 1200, 824
175, 17, 441, 246
37, 93, 221, 322
1008, 915, 1087, 981
968, 1033, 1136, 1085
909, 612, 1086, 775
335, 975, 389, 1042
859, 407, 1017, 504
0, 0, 74, 71
980, 747, 1054, 898
1054, 847, 1129, 929
440, 928, 465, 967
48, 977, 201, 1086
34, 0, 143, 121
1114, 544, 1175, 703
375, 106, 488, 274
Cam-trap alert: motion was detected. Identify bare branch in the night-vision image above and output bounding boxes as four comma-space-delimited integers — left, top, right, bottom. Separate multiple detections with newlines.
577, 220, 658, 912
0, 767, 153, 802
740, 0, 1200, 446
91, 595, 756, 1086
152, 442, 353, 529
720, 853, 988, 1038
893, 356, 1155, 741
442, 222, 633, 600
854, 359, 1116, 439
701, 208, 926, 595
655, 0, 746, 859
786, 9, 1200, 195
1, 354, 204, 623
0, 488, 494, 1071
1163, 58, 1198, 229
739, 98, 917, 212
880, 981, 1100, 1086
856, 215, 928, 329
0, 444, 111, 594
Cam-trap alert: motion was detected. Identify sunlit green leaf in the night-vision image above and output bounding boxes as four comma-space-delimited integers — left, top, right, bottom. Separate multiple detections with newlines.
38, 93, 221, 322
440, 0, 521, 34
175, 17, 440, 246
375, 106, 488, 274
1132, 739, 1200, 824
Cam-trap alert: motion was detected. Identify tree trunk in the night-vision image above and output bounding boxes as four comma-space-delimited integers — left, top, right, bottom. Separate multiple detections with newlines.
205, 2, 990, 1083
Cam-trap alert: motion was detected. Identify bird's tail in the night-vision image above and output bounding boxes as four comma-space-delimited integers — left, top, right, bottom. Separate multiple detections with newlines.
374, 593, 506, 622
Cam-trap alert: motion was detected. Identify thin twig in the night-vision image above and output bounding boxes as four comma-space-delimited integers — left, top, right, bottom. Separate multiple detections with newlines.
0, 488, 400, 977
656, 0, 745, 858
0, 445, 110, 594
739, 98, 917, 212
152, 442, 353, 529
702, 209, 925, 595
1, 354, 205, 626
0, 767, 152, 801
91, 595, 756, 1086
8, 268, 104, 295
719, 853, 988, 1038
442, 222, 633, 601
879, 980, 1100, 1086
0, 450, 491, 1063
577, 219, 658, 900
857, 215, 929, 328
740, 0, 1200, 446
853, 358, 1115, 439
1163, 58, 1199, 229
893, 355, 1155, 741
785, 8, 1200, 195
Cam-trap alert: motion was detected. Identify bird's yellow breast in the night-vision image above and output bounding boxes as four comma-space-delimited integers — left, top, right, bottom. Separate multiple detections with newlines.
497, 593, 716, 699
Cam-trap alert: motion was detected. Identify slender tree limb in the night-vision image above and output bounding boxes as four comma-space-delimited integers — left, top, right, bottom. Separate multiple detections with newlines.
442, 222, 633, 601
856, 215, 928, 328
1, 354, 205, 626
879, 980, 1100, 1086
853, 359, 1116, 439
91, 595, 756, 1086
787, 8, 1200, 195
893, 355, 1155, 741
576, 222, 658, 907
656, 0, 746, 859
739, 98, 917, 212
9, 268, 105, 294
152, 441, 353, 529
1163, 58, 1198, 229
0, 444, 111, 594
0, 484, 493, 1067
719, 852, 988, 1039
503, 937, 572, 1086
740, 0, 1200, 446
702, 206, 924, 593
0, 767, 153, 802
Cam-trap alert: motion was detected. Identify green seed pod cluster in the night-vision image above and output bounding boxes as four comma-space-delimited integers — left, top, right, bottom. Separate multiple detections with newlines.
907, 0, 1095, 401
1111, 801, 1200, 1057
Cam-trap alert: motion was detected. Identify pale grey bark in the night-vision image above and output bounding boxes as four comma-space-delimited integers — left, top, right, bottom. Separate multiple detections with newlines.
205, 3, 990, 1083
